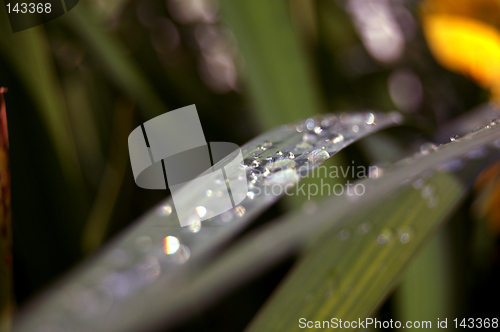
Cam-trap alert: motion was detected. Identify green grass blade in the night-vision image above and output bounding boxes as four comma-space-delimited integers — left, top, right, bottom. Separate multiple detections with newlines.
0, 11, 84, 187
62, 3, 169, 119
247, 171, 463, 331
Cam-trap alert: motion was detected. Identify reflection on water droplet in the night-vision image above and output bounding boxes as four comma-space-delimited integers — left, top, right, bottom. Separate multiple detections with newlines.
246, 191, 255, 199
172, 245, 190, 264
267, 158, 296, 170
234, 206, 246, 217
189, 221, 201, 233
164, 236, 180, 254
358, 222, 372, 234
157, 204, 172, 216
206, 190, 213, 197
276, 150, 284, 157
366, 113, 375, 124
337, 228, 351, 241
306, 118, 315, 130
420, 142, 437, 154
450, 134, 459, 142
314, 126, 323, 135
196, 206, 207, 218
351, 125, 359, 133
399, 232, 410, 244
288, 152, 295, 159
296, 125, 304, 132
262, 168, 271, 177
135, 236, 152, 252
251, 160, 260, 168
328, 133, 344, 145
265, 169, 300, 185
308, 149, 330, 162
302, 132, 317, 144
377, 229, 393, 246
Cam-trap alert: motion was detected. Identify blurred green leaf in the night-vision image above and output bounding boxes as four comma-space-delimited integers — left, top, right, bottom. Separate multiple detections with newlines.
247, 172, 463, 331
62, 3, 169, 119
0, 8, 84, 187
219, 0, 324, 128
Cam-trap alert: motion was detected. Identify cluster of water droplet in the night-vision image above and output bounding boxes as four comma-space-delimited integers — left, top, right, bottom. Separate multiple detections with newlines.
24, 111, 405, 331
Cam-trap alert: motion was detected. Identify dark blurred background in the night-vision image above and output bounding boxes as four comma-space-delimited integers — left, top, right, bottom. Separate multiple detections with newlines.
1, 0, 499, 330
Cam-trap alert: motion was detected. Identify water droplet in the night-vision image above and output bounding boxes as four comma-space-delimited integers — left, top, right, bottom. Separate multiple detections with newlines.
189, 221, 201, 233
420, 142, 437, 154
358, 222, 372, 234
262, 140, 272, 148
172, 245, 190, 264
427, 196, 439, 208
220, 211, 233, 222
313, 126, 323, 135
246, 191, 255, 199
421, 185, 434, 198
306, 118, 315, 130
302, 132, 318, 144
328, 133, 344, 145
164, 236, 180, 254
450, 134, 459, 142
275, 150, 283, 157
295, 141, 313, 150
491, 118, 500, 126
337, 228, 351, 241
157, 204, 172, 216
308, 149, 330, 162
266, 158, 296, 171
251, 160, 260, 168
366, 113, 375, 125
262, 168, 271, 177
288, 152, 295, 159
437, 158, 462, 172
206, 190, 213, 197
265, 169, 300, 185
234, 206, 246, 217
135, 236, 152, 252
412, 178, 424, 189
466, 147, 487, 159
377, 229, 393, 246
351, 125, 360, 133
196, 206, 207, 218
399, 232, 410, 244
296, 125, 304, 132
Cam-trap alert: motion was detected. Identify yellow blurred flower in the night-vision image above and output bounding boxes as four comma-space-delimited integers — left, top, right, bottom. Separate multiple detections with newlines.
421, 0, 500, 101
